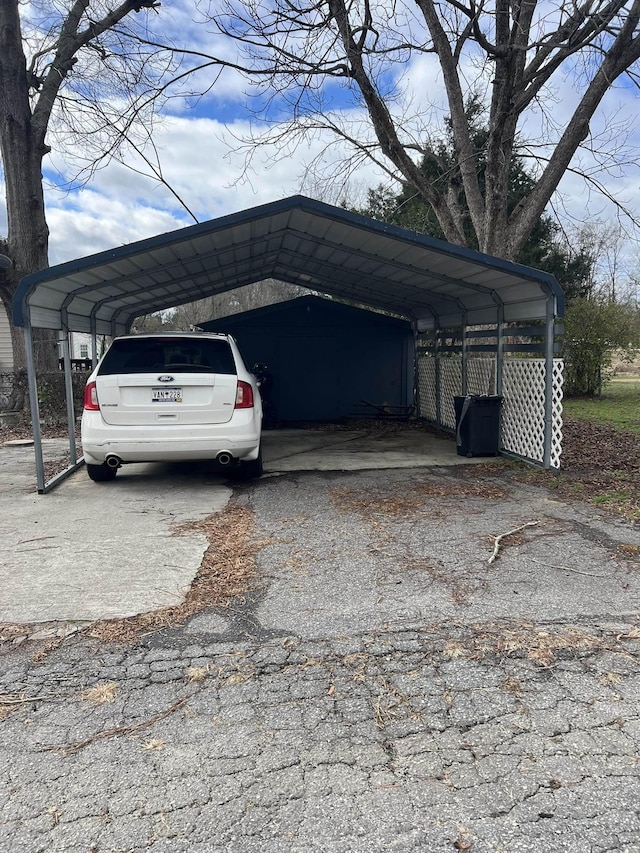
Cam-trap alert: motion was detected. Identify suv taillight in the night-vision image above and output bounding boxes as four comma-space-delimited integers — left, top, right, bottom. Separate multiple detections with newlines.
235, 381, 254, 409
84, 381, 100, 411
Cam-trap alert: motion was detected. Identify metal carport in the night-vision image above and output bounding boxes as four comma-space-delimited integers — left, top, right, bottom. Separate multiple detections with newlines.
12, 195, 564, 492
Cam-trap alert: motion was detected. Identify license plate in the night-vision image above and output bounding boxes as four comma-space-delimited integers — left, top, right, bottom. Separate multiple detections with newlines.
152, 387, 182, 403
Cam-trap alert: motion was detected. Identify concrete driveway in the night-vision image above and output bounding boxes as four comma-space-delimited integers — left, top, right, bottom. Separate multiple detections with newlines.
1, 422, 639, 632
1, 431, 640, 853
0, 427, 475, 625
2, 428, 640, 852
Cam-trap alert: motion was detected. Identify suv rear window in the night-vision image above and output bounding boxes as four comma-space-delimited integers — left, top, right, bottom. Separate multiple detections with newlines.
98, 337, 237, 376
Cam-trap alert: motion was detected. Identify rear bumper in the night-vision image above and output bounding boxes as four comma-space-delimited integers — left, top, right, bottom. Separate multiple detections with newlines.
81, 411, 261, 465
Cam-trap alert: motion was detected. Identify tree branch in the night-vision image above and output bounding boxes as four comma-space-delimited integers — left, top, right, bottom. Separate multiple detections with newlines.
488, 521, 540, 564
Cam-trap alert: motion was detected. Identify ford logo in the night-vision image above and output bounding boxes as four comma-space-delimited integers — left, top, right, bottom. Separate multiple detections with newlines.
157, 375, 175, 382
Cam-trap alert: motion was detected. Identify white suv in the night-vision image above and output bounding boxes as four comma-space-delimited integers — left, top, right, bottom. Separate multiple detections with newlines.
81, 333, 263, 482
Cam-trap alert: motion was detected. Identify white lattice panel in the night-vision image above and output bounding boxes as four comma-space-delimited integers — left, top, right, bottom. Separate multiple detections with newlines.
440, 358, 462, 429
417, 355, 436, 420
550, 360, 564, 469
502, 359, 563, 468
417, 348, 564, 469
467, 357, 496, 395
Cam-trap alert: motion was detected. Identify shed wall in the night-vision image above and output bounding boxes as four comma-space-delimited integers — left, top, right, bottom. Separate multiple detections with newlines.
206, 297, 413, 422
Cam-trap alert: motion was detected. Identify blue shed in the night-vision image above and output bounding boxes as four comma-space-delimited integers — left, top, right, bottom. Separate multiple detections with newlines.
201, 296, 413, 423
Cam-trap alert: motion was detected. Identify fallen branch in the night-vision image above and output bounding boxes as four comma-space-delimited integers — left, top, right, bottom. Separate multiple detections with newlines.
0, 692, 64, 706
531, 557, 605, 578
488, 521, 540, 564
40, 695, 191, 756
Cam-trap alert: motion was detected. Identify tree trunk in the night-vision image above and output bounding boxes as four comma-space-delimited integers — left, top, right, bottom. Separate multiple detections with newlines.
0, 0, 55, 375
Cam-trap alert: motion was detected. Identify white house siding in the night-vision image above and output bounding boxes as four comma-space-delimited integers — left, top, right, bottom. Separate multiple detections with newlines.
56, 332, 94, 362
0, 305, 13, 372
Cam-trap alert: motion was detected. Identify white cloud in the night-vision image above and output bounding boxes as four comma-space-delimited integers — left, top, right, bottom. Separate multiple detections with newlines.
46, 193, 185, 263
43, 113, 390, 264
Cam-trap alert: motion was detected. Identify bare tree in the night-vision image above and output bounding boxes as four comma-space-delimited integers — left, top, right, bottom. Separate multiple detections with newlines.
210, 0, 640, 260
0, 0, 225, 372
134, 279, 308, 331
577, 220, 639, 301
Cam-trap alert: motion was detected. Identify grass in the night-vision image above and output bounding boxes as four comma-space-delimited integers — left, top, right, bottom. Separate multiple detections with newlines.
563, 378, 640, 436
498, 374, 640, 521
555, 375, 640, 520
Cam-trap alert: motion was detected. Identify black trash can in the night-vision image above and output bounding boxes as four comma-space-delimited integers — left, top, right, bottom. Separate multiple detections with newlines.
454, 395, 502, 457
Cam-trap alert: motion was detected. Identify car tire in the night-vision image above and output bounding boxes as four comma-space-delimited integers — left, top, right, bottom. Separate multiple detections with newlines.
239, 445, 263, 479
86, 462, 118, 482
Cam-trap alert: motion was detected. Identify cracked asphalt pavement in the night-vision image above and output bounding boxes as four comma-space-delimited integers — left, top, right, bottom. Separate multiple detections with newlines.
2, 465, 640, 852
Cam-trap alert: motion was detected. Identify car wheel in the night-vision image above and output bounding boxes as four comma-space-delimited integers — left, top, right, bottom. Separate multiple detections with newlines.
86, 462, 118, 482
239, 445, 263, 479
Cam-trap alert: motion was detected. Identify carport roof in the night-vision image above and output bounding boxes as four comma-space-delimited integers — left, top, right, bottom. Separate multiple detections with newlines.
14, 195, 563, 337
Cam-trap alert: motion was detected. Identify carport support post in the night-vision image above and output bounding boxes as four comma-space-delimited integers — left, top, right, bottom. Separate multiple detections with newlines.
61, 329, 78, 464
461, 321, 468, 395
411, 320, 420, 414
496, 309, 504, 397
434, 325, 442, 427
91, 319, 98, 369
23, 321, 46, 493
